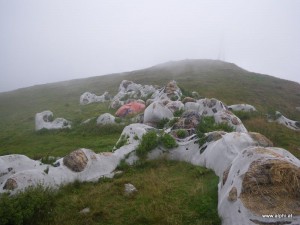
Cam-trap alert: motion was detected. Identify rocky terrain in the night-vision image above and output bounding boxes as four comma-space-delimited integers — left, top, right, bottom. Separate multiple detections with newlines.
1, 78, 300, 225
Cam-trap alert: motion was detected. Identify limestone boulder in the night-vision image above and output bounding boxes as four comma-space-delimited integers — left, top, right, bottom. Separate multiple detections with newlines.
96, 113, 116, 125
152, 80, 182, 101
80, 91, 110, 105
143, 101, 173, 126
35, 110, 71, 131
63, 149, 89, 172
228, 104, 257, 112
275, 111, 300, 131
197, 98, 227, 115
219, 147, 300, 225
214, 110, 247, 132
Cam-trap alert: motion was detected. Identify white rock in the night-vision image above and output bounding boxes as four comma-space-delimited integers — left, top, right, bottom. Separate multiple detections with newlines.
124, 183, 137, 195
114, 123, 154, 150
166, 101, 184, 113
79, 208, 90, 214
80, 91, 110, 105
152, 80, 182, 101
143, 101, 173, 125
184, 102, 201, 112
275, 111, 300, 131
228, 104, 257, 112
35, 110, 71, 131
196, 98, 227, 116
96, 113, 115, 125
214, 110, 248, 132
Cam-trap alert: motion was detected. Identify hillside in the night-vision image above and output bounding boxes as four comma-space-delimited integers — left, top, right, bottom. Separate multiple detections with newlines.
1, 59, 300, 225
0, 59, 299, 157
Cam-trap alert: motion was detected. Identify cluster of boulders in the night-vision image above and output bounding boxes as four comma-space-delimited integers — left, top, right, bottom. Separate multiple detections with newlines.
6, 80, 300, 225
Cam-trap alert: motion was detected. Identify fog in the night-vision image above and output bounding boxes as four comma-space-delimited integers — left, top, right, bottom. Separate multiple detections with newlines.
0, 0, 300, 92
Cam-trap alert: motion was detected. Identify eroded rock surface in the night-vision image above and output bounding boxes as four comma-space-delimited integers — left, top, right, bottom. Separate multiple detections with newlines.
63, 149, 88, 172
228, 104, 257, 112
275, 111, 300, 131
35, 110, 71, 131
80, 91, 110, 105
96, 113, 116, 125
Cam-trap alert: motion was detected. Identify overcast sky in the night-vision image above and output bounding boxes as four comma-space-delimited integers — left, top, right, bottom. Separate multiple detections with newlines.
0, 0, 300, 92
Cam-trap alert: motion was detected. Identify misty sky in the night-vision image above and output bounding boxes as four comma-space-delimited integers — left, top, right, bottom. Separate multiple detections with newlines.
0, 0, 300, 92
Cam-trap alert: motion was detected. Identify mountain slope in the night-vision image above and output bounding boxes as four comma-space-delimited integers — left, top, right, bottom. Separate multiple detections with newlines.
0, 59, 299, 157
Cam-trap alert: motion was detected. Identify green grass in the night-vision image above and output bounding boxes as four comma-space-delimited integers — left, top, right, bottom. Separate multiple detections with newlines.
0, 185, 56, 225
32, 160, 220, 225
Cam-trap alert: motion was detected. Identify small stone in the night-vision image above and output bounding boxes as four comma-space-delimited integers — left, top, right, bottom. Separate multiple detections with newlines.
79, 207, 90, 214
124, 183, 137, 196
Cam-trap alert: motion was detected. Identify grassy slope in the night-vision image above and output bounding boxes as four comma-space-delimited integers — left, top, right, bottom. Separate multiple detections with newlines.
0, 59, 299, 158
48, 160, 220, 225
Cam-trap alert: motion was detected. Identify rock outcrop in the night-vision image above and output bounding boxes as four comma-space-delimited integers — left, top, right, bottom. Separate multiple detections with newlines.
152, 80, 182, 101
35, 110, 71, 131
80, 91, 110, 105
143, 101, 173, 126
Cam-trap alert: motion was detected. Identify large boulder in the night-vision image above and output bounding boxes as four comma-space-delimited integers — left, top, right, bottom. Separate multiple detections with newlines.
96, 113, 116, 125
228, 104, 257, 112
115, 102, 145, 117
80, 91, 110, 105
143, 101, 173, 126
214, 110, 247, 132
184, 98, 227, 116
35, 110, 71, 131
197, 98, 227, 115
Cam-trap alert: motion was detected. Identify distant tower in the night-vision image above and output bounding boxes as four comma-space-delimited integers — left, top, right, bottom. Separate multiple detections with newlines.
218, 35, 226, 61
